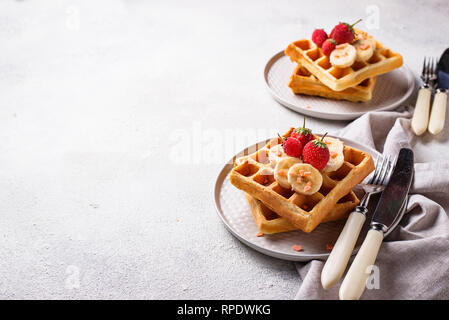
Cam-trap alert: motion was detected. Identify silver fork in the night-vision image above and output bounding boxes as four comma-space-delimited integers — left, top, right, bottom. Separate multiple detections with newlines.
358, 154, 394, 209
411, 57, 438, 135
427, 57, 438, 89
321, 155, 395, 290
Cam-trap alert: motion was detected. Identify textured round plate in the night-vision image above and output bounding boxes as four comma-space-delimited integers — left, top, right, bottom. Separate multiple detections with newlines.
264, 51, 415, 120
214, 136, 385, 262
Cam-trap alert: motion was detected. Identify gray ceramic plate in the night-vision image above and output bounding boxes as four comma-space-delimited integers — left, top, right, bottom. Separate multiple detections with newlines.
264, 51, 415, 120
214, 135, 403, 261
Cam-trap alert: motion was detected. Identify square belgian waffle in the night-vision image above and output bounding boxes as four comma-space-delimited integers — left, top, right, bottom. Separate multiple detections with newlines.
284, 29, 403, 92
244, 192, 358, 234
229, 128, 374, 233
288, 64, 377, 102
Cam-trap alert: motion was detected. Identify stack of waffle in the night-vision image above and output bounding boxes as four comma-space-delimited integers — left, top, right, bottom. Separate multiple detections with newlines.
284, 29, 403, 102
229, 128, 375, 234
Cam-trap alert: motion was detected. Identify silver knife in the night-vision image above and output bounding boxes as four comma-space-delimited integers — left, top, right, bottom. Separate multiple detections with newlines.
339, 148, 414, 300
429, 49, 449, 134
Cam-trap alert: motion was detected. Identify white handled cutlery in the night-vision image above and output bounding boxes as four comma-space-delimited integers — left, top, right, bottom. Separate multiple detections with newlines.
411, 57, 437, 135
321, 155, 394, 289
339, 148, 414, 300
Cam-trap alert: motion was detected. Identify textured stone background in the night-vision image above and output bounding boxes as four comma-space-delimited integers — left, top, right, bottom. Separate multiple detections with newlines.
0, 0, 448, 299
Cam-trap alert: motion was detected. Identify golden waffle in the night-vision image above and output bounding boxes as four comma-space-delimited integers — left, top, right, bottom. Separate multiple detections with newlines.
244, 192, 358, 234
289, 64, 377, 102
229, 128, 374, 233
284, 29, 403, 92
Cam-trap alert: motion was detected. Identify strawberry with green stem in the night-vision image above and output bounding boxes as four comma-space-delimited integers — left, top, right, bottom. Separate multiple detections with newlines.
329, 19, 362, 45
302, 133, 330, 171
322, 38, 337, 56
291, 117, 314, 146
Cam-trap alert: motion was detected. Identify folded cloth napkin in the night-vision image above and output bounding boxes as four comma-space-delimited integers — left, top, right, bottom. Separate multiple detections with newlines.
295, 106, 449, 300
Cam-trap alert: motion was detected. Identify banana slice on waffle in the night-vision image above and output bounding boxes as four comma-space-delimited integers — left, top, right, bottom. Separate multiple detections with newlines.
354, 39, 375, 62
323, 137, 345, 173
287, 163, 323, 195
274, 157, 302, 188
330, 44, 356, 68
268, 144, 286, 167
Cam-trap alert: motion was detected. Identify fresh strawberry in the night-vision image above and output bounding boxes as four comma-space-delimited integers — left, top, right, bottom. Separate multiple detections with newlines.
312, 29, 328, 47
302, 134, 330, 171
282, 137, 304, 158
291, 117, 314, 146
322, 38, 337, 56
329, 19, 362, 44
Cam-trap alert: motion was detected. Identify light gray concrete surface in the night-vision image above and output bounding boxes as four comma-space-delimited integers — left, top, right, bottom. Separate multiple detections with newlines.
0, 0, 448, 299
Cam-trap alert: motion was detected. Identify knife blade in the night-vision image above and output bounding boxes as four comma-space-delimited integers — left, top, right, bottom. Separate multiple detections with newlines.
339, 148, 414, 300
429, 49, 449, 135
437, 48, 449, 90
370, 148, 414, 232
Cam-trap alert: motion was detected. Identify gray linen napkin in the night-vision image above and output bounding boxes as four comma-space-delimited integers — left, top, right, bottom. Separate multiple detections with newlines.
295, 106, 449, 300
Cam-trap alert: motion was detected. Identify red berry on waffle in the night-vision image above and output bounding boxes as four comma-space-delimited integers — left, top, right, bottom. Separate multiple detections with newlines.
322, 38, 337, 56
282, 137, 304, 158
312, 29, 328, 47
291, 117, 314, 146
302, 134, 330, 171
329, 19, 362, 44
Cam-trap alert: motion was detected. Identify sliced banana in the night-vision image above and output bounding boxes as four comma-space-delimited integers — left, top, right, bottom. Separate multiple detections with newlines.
356, 32, 376, 46
354, 39, 375, 62
268, 144, 287, 167
322, 137, 344, 173
330, 43, 357, 68
287, 163, 323, 195
274, 157, 302, 188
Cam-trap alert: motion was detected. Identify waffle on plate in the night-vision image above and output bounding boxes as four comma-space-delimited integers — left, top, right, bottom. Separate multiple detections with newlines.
285, 29, 402, 92
244, 192, 358, 234
229, 128, 374, 233
288, 64, 377, 102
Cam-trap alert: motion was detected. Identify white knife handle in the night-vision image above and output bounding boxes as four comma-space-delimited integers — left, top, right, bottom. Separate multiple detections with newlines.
339, 228, 384, 300
428, 89, 447, 135
411, 87, 432, 135
321, 211, 366, 289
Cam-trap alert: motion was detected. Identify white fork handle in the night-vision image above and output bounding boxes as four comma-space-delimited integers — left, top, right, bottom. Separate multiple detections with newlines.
428, 90, 447, 135
339, 229, 384, 300
411, 87, 432, 135
321, 211, 366, 289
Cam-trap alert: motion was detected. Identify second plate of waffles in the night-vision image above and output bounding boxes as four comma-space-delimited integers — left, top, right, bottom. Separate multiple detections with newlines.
264, 21, 415, 120
214, 123, 385, 261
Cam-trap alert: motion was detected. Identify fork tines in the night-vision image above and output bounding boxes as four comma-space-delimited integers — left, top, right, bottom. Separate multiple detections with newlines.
369, 155, 395, 186
422, 56, 438, 87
